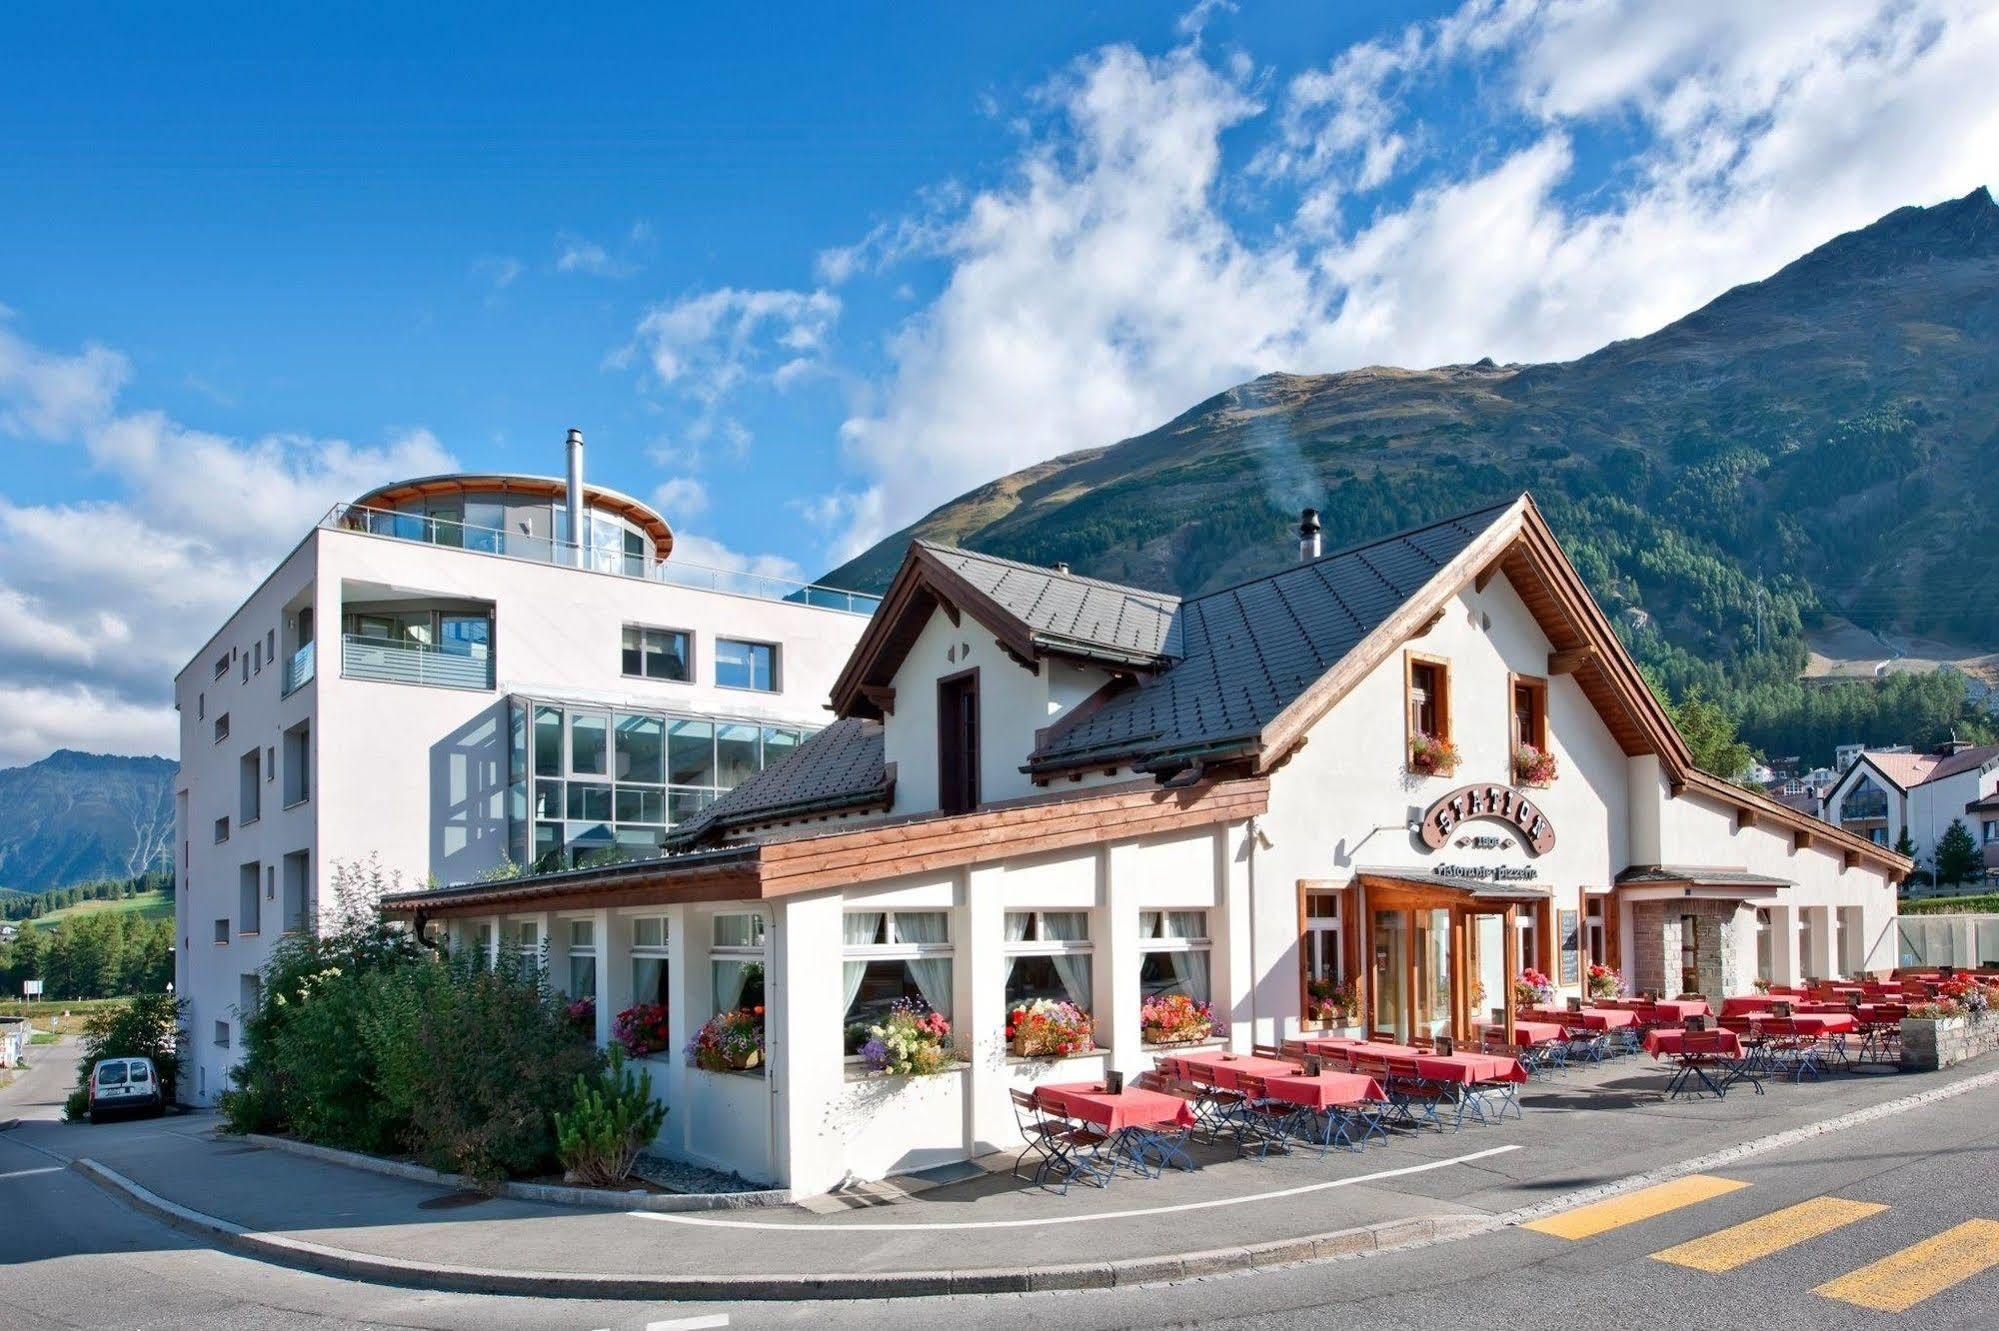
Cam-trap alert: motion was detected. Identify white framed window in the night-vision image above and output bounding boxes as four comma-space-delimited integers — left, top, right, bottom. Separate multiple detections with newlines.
621, 625, 692, 682
710, 912, 766, 1020
214, 1019, 231, 1048
472, 920, 495, 969
631, 914, 670, 1008
1003, 910, 1092, 1013
1139, 910, 1211, 1005
512, 918, 541, 969
1303, 892, 1343, 984
565, 918, 598, 999
842, 909, 953, 1053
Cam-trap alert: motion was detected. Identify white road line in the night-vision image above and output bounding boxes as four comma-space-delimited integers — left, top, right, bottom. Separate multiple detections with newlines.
628, 1144, 1520, 1232
646, 1317, 731, 1330
0, 1165, 63, 1181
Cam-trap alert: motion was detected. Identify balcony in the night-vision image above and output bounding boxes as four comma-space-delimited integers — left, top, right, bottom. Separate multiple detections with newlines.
282, 640, 316, 696
341, 635, 494, 690
322, 502, 880, 616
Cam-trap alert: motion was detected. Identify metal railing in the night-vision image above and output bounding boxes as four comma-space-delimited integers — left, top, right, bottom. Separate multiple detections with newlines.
282, 640, 316, 695
341, 634, 494, 690
320, 502, 881, 615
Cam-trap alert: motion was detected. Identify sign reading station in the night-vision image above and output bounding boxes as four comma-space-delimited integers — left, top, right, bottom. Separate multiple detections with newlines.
1419, 784, 1556, 856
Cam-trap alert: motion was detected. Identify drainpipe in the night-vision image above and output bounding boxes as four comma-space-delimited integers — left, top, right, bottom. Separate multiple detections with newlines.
1246, 816, 1260, 1048
564, 428, 586, 567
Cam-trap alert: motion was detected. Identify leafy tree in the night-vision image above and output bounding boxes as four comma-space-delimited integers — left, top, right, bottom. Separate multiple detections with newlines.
1667, 691, 1757, 782
1934, 818, 1982, 886
73, 992, 188, 1103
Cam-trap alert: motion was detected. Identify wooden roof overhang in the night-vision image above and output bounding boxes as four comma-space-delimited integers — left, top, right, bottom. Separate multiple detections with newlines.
830, 543, 1171, 721
351, 473, 675, 559
1248, 496, 1909, 880
383, 776, 1270, 920
1351, 868, 1553, 909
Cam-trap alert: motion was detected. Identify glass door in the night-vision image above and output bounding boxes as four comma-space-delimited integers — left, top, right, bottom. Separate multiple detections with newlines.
1473, 914, 1506, 1026
1414, 908, 1452, 1041
1372, 910, 1409, 1043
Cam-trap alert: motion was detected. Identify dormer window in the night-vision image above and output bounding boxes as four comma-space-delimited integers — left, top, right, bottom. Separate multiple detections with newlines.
938, 669, 980, 814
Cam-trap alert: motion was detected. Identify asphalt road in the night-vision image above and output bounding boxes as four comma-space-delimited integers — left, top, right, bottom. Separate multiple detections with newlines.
4, 1038, 1995, 1330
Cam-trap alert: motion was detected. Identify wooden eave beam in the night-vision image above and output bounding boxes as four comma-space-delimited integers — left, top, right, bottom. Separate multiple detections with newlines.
1548, 646, 1597, 676
859, 684, 896, 716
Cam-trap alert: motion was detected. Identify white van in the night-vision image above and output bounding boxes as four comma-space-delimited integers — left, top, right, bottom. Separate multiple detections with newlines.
88, 1056, 163, 1123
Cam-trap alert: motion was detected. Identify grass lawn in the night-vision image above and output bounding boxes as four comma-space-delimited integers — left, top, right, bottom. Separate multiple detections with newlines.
24, 888, 173, 930
30, 1030, 59, 1044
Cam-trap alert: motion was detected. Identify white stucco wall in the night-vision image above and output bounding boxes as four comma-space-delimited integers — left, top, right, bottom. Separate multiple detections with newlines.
174, 523, 868, 1104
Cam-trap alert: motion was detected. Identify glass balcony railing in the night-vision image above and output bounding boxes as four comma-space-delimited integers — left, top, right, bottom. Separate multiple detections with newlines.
321, 502, 881, 615
341, 634, 494, 690
282, 640, 316, 696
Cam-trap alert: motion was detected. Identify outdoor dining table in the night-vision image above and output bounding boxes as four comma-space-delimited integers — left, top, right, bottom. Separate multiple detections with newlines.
1521, 1005, 1638, 1030
1642, 1026, 1759, 1099
1161, 1050, 1301, 1091
1478, 1020, 1565, 1046
1036, 1080, 1199, 1178
1719, 1011, 1858, 1036
1261, 1068, 1390, 1109
1639, 999, 1712, 1021
1037, 1080, 1197, 1132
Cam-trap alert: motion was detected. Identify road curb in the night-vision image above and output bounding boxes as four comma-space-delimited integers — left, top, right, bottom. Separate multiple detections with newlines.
69, 1156, 1490, 1301
1496, 1063, 1999, 1227
74, 1064, 1999, 1302
240, 1132, 794, 1212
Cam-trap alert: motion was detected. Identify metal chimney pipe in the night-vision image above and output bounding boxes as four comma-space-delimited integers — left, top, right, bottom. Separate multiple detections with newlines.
564, 428, 586, 567
1298, 507, 1322, 562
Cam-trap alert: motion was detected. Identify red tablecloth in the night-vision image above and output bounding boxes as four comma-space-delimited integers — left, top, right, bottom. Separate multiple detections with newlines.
1522, 1006, 1638, 1030
1643, 1028, 1745, 1058
1162, 1050, 1299, 1090
1720, 1012, 1858, 1036
1261, 1069, 1388, 1109
1722, 995, 1780, 1017
1307, 1038, 1527, 1086
1642, 999, 1713, 1021
1478, 1020, 1565, 1046
1037, 1081, 1196, 1132
1414, 1051, 1528, 1085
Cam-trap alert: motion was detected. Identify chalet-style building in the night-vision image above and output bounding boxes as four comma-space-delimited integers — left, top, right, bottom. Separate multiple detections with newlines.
384, 495, 1906, 1195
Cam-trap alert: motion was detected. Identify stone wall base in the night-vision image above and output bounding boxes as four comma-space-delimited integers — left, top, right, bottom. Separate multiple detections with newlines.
1900, 1015, 1999, 1071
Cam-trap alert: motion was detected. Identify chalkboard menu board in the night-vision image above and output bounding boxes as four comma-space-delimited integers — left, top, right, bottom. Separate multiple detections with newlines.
1558, 908, 1581, 986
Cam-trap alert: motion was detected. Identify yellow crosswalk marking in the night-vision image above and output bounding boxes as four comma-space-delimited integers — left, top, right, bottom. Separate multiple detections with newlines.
1523, 1175, 1748, 1241
1815, 1218, 1999, 1312
1651, 1197, 1888, 1272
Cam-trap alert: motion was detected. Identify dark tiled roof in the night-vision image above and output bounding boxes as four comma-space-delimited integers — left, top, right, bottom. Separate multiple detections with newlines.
1614, 865, 1794, 889
666, 717, 888, 846
921, 542, 1182, 662
1027, 501, 1518, 771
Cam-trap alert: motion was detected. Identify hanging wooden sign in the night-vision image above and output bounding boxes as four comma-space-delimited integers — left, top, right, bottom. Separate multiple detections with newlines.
1418, 784, 1556, 855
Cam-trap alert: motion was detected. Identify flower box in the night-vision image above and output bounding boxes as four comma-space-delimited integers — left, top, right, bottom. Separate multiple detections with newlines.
687, 1007, 764, 1073
1408, 732, 1460, 778
1513, 744, 1558, 787
1140, 993, 1217, 1047
860, 1000, 957, 1076
1006, 999, 1095, 1059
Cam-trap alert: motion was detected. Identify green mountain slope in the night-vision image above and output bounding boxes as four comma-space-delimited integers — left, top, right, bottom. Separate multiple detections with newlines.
826, 189, 1999, 761
0, 750, 176, 894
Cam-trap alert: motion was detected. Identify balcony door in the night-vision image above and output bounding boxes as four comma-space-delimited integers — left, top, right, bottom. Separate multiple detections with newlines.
937, 670, 980, 815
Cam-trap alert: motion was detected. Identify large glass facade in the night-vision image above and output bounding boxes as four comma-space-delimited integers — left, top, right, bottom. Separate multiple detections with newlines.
508, 695, 809, 871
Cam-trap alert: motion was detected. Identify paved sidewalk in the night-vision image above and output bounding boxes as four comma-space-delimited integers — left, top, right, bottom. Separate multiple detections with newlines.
22, 1055, 1998, 1297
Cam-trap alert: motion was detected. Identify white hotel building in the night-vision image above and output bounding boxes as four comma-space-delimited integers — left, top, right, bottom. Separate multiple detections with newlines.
173, 431, 874, 1104
384, 494, 1908, 1197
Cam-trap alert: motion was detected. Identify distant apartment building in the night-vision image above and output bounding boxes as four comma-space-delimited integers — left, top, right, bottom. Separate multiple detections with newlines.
172, 430, 874, 1103
1824, 740, 1999, 887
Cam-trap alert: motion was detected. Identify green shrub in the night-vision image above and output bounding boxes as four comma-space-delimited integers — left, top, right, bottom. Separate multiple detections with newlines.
553, 1047, 667, 1187
74, 992, 186, 1103
63, 1085, 89, 1122
221, 863, 599, 1181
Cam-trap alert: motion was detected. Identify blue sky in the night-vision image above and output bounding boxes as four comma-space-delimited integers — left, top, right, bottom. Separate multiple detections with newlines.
2, 1, 1995, 763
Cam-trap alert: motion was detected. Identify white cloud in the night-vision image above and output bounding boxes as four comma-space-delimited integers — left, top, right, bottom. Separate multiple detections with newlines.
0, 682, 176, 767
555, 230, 642, 278
666, 531, 806, 588
627, 287, 841, 431
0, 318, 455, 762
651, 475, 709, 519
810, 0, 1999, 560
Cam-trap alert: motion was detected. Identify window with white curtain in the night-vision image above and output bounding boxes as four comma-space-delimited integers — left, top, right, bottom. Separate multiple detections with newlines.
512, 918, 541, 971
1003, 910, 1093, 1012
840, 910, 953, 1054
1303, 893, 1342, 983
710, 912, 766, 1019
565, 918, 598, 999
472, 921, 494, 970
631, 914, 669, 1008
1138, 909, 1211, 1005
